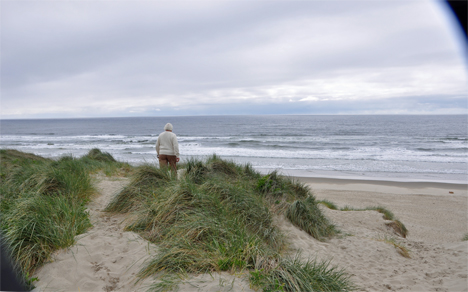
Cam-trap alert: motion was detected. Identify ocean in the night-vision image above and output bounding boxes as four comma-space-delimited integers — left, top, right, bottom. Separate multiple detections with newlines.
1, 115, 467, 183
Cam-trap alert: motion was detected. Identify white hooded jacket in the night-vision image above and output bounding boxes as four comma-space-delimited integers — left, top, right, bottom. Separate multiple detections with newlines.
156, 131, 180, 158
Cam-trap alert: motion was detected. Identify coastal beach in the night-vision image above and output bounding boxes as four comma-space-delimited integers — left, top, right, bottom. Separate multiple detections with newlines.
31, 173, 468, 292
297, 177, 468, 291
299, 176, 468, 244
4, 0, 468, 289
2, 115, 466, 291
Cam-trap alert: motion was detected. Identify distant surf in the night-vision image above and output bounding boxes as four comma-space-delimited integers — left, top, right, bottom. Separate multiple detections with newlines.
1, 115, 467, 183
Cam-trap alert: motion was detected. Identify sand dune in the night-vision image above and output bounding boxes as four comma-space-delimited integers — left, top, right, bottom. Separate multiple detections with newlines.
32, 176, 254, 292
32, 176, 468, 292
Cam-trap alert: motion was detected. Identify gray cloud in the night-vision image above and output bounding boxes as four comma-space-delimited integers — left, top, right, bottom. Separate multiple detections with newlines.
1, 0, 466, 118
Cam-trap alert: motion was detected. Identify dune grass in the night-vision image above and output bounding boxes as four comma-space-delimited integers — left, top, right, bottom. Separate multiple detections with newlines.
286, 197, 338, 241
249, 253, 354, 291
106, 155, 352, 291
2, 195, 92, 273
384, 219, 408, 239
73, 148, 133, 177
1, 150, 353, 291
376, 236, 411, 258
462, 233, 468, 241
0, 149, 131, 288
317, 199, 339, 210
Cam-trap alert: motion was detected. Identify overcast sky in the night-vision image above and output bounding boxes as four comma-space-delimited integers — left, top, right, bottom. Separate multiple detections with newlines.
1, 0, 467, 119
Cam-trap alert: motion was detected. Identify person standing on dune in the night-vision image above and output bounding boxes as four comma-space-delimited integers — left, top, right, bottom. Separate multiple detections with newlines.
156, 123, 180, 171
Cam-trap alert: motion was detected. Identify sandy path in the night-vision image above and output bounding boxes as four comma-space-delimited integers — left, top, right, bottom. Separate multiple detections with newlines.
33, 176, 157, 292
33, 176, 253, 292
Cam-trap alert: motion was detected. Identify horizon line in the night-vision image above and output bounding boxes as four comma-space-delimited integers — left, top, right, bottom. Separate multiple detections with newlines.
1, 113, 468, 121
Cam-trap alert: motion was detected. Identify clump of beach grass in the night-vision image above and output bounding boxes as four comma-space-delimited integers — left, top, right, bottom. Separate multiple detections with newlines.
365, 206, 394, 220
317, 199, 339, 210
385, 219, 408, 238
249, 253, 354, 291
106, 155, 351, 291
78, 148, 133, 176
105, 164, 172, 213
85, 148, 117, 162
257, 171, 310, 200
286, 197, 338, 241
376, 236, 411, 258
2, 195, 92, 273
462, 233, 468, 241
0, 149, 131, 287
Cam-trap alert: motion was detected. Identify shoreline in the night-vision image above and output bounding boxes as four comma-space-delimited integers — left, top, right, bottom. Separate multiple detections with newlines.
294, 176, 467, 196
294, 175, 467, 244
255, 167, 467, 185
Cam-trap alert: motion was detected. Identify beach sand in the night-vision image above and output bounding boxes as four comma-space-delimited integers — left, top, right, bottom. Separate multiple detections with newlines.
33, 175, 468, 292
292, 177, 468, 291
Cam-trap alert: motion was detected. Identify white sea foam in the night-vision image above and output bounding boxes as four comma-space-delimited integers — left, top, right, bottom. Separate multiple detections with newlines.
1, 115, 467, 181
2, 137, 467, 164
176, 145, 467, 163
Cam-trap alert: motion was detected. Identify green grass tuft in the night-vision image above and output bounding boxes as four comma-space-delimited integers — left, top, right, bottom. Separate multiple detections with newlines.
84, 148, 117, 163
385, 219, 408, 238
249, 253, 354, 291
2, 195, 92, 273
78, 149, 133, 176
365, 206, 394, 220
257, 171, 311, 209
317, 199, 339, 210
286, 197, 337, 241
184, 158, 209, 184
105, 164, 172, 213
0, 149, 50, 165
340, 205, 395, 220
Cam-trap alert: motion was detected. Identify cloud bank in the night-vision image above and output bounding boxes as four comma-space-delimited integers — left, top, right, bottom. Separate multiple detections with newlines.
1, 0, 466, 118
